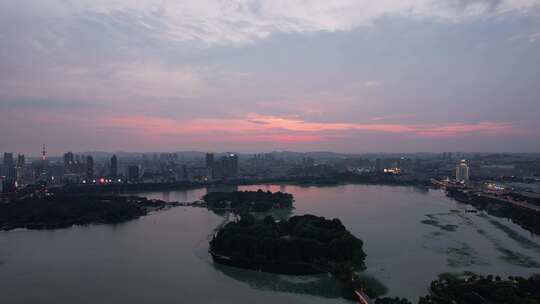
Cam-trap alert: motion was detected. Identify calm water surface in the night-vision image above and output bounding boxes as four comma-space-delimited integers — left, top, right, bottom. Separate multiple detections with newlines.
1, 184, 539, 303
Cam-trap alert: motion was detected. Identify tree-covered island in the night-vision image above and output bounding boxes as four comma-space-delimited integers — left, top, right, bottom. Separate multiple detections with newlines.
203, 190, 294, 212
210, 214, 366, 297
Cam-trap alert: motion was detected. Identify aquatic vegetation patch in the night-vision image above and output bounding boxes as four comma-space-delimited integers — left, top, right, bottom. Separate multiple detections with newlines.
498, 248, 540, 268
440, 224, 459, 232
421, 219, 439, 226
424, 212, 454, 220
446, 242, 488, 267
424, 214, 437, 220
420, 219, 458, 232
424, 231, 445, 241
470, 217, 540, 268
488, 219, 540, 252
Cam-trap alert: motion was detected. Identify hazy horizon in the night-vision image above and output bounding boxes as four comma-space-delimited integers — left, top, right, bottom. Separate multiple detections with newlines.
10, 149, 540, 159
1, 1, 540, 154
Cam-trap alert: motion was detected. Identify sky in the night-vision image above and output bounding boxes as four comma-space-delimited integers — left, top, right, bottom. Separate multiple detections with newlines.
1, 0, 540, 155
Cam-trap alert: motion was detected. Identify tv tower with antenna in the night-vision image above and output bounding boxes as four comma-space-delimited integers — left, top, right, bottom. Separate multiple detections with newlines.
39, 144, 48, 182
42, 144, 47, 161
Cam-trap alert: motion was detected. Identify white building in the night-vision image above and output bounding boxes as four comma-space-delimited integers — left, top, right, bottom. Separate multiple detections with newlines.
456, 160, 470, 184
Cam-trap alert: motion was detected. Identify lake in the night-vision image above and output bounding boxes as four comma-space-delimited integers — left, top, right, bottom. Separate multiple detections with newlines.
1, 184, 539, 303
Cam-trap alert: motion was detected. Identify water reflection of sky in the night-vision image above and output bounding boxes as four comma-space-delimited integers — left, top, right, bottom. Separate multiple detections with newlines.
140, 184, 540, 301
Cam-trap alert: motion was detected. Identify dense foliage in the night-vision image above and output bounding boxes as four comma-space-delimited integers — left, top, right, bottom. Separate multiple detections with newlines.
419, 275, 540, 304
0, 195, 147, 230
210, 214, 366, 274
203, 190, 294, 212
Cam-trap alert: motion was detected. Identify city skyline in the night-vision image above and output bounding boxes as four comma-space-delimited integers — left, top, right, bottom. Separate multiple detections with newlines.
5, 148, 540, 159
1, 1, 540, 154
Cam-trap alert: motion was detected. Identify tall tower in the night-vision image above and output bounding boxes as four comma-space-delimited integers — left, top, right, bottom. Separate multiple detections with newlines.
38, 145, 48, 182
110, 155, 118, 178
42, 144, 47, 161
86, 155, 94, 179
205, 152, 215, 179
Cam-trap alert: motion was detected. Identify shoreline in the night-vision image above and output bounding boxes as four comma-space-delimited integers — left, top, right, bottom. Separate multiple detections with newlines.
209, 250, 325, 275
445, 188, 540, 235
59, 176, 432, 196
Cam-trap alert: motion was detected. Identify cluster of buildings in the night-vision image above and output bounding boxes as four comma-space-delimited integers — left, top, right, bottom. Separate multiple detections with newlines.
0, 152, 26, 193
0, 147, 139, 193
0, 149, 242, 194
205, 153, 239, 180
2, 148, 539, 198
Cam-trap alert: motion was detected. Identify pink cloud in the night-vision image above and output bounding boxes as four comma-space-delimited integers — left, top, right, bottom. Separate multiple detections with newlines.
415, 122, 515, 137
96, 114, 517, 143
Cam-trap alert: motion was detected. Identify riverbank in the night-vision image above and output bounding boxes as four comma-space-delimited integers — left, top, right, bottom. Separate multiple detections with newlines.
58, 173, 430, 196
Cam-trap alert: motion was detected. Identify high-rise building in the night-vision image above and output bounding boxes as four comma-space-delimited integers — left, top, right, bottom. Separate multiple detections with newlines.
221, 153, 238, 179
63, 152, 74, 173
211, 153, 238, 180
456, 160, 470, 184
0, 175, 15, 193
127, 165, 140, 182
2, 153, 15, 181
86, 155, 94, 179
302, 157, 315, 167
182, 164, 188, 180
205, 153, 215, 168
110, 155, 118, 178
3, 152, 14, 169
159, 153, 168, 162
14, 154, 25, 185
5, 166, 17, 183
375, 158, 383, 172
205, 153, 215, 178
16, 154, 25, 168
64, 152, 74, 165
